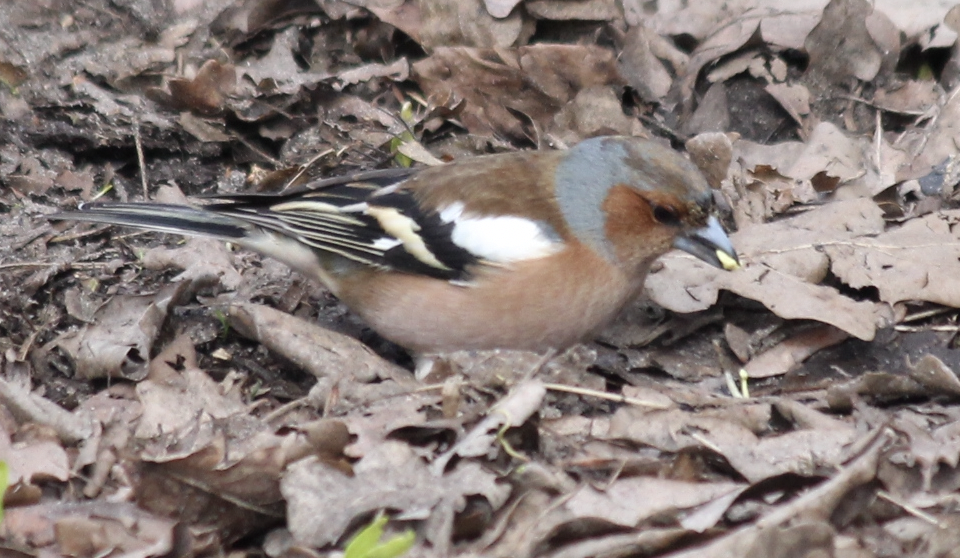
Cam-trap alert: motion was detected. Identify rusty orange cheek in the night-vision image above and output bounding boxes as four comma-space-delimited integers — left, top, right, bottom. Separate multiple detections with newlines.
601, 184, 654, 239
601, 184, 674, 263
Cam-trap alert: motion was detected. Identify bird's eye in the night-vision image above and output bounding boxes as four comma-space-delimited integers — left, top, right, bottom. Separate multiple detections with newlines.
652, 204, 681, 226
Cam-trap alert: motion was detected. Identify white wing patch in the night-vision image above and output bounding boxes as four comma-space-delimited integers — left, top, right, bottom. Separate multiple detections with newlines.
439, 202, 562, 264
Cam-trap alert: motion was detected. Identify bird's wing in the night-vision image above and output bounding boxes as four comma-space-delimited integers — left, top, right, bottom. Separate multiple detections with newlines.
56, 167, 564, 282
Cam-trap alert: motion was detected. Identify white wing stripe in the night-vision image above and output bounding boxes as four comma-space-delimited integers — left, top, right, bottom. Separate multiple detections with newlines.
439, 202, 562, 263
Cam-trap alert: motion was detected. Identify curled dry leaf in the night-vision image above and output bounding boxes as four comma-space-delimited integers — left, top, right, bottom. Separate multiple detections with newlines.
649, 2, 825, 46
0, 376, 97, 444
164, 59, 237, 115
132, 336, 306, 543
651, 252, 880, 342
666, 429, 890, 558
134, 334, 247, 440
548, 85, 648, 146
786, 122, 873, 194
743, 324, 849, 378
873, 80, 943, 116
893, 408, 960, 492
226, 301, 411, 384
648, 198, 895, 341
900, 82, 960, 182
335, 58, 410, 90
686, 132, 734, 189
56, 282, 194, 380
237, 27, 330, 95
764, 82, 811, 125
906, 354, 960, 397
617, 25, 679, 104
675, 7, 822, 109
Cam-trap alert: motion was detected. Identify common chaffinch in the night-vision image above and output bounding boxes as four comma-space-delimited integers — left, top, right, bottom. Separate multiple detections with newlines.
53, 136, 739, 354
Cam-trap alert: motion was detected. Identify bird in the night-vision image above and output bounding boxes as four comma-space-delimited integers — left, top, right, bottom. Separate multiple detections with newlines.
51, 136, 739, 355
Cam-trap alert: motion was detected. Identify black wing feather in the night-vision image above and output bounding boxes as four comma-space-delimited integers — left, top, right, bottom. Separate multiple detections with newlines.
54, 166, 482, 281
206, 170, 480, 280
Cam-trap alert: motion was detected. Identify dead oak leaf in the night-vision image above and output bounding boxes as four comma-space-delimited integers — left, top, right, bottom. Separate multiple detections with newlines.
0, 501, 177, 557
609, 404, 859, 483
565, 477, 746, 530
283, 440, 510, 548
0, 430, 70, 487
824, 209, 960, 308
893, 408, 960, 492
56, 282, 195, 380
804, 0, 884, 84
237, 27, 329, 95
412, 45, 622, 139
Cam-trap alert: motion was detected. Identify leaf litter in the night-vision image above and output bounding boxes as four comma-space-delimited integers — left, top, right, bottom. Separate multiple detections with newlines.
5, 0, 960, 556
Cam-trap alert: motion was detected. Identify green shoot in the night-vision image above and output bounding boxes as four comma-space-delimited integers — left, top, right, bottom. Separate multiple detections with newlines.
0, 460, 8, 525
344, 511, 415, 558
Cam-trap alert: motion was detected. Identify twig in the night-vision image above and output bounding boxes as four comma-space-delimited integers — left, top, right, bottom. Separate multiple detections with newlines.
543, 382, 670, 409
894, 324, 960, 332
900, 307, 955, 323
877, 490, 944, 528
280, 148, 335, 193
134, 118, 148, 199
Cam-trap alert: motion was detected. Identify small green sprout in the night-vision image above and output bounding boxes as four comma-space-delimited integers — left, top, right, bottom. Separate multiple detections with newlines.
212, 309, 230, 339
389, 101, 417, 168
0, 460, 8, 525
90, 182, 115, 201
344, 512, 415, 558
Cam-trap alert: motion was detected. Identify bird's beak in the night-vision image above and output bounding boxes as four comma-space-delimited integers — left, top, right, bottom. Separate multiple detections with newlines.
673, 216, 740, 270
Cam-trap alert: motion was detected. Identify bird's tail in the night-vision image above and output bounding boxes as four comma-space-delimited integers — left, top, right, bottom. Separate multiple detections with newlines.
50, 202, 251, 240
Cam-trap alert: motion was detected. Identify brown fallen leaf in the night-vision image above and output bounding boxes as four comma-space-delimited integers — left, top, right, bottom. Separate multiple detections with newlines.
826, 209, 960, 309
283, 440, 510, 549
56, 282, 196, 381
236, 27, 330, 95
874, 80, 943, 115
617, 24, 678, 104
609, 402, 859, 483
899, 85, 960, 182
164, 59, 237, 115
667, 428, 890, 558
431, 380, 546, 474
647, 198, 894, 341
893, 408, 960, 491
0, 429, 70, 488
419, 0, 530, 49
134, 334, 249, 440
805, 0, 883, 84
565, 476, 745, 529
743, 325, 849, 379
906, 354, 960, 397
226, 301, 411, 384
412, 45, 622, 139
0, 501, 178, 557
